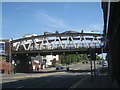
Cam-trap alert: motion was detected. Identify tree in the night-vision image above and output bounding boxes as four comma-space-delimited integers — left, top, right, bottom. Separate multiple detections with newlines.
52, 58, 57, 67
60, 54, 89, 65
96, 55, 101, 61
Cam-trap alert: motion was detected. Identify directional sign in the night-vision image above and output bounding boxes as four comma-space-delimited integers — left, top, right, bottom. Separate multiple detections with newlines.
0, 42, 5, 54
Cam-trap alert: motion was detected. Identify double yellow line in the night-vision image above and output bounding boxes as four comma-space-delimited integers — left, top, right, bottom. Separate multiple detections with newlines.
1, 72, 65, 80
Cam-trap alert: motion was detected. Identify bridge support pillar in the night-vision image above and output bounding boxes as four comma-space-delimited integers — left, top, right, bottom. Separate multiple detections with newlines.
13, 54, 33, 73
90, 49, 96, 79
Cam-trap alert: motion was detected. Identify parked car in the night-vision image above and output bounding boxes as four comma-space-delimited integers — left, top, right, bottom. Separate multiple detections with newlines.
56, 66, 64, 70
102, 61, 108, 66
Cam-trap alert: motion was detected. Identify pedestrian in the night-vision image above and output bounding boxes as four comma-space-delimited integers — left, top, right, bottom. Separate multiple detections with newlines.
37, 67, 39, 71
41, 64, 43, 69
14, 63, 17, 74
67, 67, 69, 71
38, 64, 41, 71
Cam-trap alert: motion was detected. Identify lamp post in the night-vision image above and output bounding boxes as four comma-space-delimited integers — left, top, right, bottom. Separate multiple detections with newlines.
92, 30, 104, 67
91, 30, 103, 76
89, 47, 93, 80
9, 38, 13, 74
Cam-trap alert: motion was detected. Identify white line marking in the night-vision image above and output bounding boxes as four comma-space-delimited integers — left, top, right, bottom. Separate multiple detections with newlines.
16, 86, 24, 88
69, 76, 89, 89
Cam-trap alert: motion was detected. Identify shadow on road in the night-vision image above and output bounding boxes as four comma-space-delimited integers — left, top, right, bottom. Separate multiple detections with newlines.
2, 74, 114, 88
24, 70, 65, 74
2, 74, 90, 88
23, 69, 92, 74
64, 69, 91, 73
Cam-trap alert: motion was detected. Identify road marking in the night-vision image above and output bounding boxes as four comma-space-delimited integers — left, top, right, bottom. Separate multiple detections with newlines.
69, 76, 89, 89
16, 86, 24, 88
73, 68, 80, 70
1, 72, 65, 80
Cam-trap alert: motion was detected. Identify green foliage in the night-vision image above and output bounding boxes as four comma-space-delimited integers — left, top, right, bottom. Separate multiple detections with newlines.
59, 54, 101, 65
96, 55, 101, 60
60, 54, 89, 65
51, 59, 58, 67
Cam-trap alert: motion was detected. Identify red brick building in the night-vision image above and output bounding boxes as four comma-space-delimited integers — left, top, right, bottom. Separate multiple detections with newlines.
0, 39, 11, 73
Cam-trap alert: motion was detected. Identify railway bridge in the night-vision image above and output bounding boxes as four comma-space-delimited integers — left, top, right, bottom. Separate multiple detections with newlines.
10, 31, 105, 72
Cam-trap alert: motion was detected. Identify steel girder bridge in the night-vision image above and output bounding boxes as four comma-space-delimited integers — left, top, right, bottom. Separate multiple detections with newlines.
11, 31, 104, 56
10, 31, 105, 72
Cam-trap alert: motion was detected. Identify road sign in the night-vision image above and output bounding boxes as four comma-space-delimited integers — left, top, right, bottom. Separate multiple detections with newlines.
87, 54, 90, 58
0, 42, 5, 55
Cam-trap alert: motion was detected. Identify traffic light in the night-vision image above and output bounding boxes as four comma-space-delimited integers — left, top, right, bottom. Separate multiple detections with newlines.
87, 54, 90, 58
6, 55, 10, 62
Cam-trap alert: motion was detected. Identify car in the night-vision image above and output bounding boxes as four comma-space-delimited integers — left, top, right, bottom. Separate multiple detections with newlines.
56, 66, 64, 70
102, 61, 108, 66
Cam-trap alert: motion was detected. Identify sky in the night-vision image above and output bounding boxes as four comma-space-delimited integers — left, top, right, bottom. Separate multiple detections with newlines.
2, 2, 104, 39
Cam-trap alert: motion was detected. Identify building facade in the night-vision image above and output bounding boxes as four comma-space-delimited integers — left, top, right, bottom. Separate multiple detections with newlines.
31, 55, 59, 71
0, 39, 11, 73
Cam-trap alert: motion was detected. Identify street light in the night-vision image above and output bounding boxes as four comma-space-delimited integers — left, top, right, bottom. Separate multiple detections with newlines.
92, 30, 104, 64
90, 30, 103, 76
8, 38, 13, 74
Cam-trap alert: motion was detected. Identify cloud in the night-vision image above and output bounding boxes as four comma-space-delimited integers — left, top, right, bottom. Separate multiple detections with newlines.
72, 23, 103, 34
88, 24, 103, 32
33, 10, 103, 34
34, 10, 72, 31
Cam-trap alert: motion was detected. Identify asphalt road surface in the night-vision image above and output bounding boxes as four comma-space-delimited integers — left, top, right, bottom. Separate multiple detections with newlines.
1, 63, 102, 88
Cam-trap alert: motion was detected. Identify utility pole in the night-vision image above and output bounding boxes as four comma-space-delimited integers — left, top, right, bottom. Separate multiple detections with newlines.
8, 38, 13, 75
90, 48, 96, 79
90, 48, 93, 80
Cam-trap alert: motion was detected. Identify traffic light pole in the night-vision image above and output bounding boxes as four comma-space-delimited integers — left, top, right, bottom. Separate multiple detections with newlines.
8, 54, 12, 74
90, 57, 93, 80
94, 59, 96, 76
90, 48, 97, 79
90, 48, 93, 80
8, 39, 13, 74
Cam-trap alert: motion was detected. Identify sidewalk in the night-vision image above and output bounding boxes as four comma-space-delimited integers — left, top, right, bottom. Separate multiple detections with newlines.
76, 75, 114, 88
76, 67, 114, 88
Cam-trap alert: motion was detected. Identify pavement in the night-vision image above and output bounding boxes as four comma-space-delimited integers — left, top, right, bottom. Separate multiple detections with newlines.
70, 67, 115, 88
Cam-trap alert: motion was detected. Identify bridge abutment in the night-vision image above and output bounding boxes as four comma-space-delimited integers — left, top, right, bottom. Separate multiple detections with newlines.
13, 54, 33, 73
